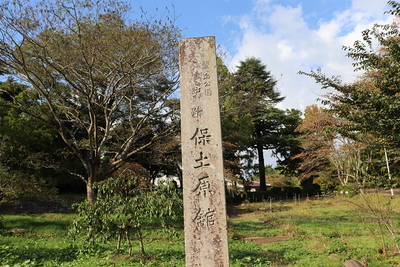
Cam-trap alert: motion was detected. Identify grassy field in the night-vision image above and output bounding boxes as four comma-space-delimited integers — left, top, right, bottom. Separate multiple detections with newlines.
1, 194, 400, 266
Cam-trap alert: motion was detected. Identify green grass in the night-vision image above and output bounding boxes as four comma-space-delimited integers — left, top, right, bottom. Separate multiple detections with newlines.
2, 195, 400, 266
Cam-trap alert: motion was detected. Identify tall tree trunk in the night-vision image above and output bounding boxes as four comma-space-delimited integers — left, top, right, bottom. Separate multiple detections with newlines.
86, 178, 96, 203
86, 160, 102, 202
257, 142, 267, 191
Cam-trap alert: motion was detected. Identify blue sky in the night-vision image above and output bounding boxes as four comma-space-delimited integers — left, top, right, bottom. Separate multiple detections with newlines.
130, 0, 392, 112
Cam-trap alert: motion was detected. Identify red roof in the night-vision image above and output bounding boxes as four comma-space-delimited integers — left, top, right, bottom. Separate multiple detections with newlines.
248, 181, 271, 187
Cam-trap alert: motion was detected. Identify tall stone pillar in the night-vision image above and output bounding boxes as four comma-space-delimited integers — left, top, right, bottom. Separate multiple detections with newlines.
179, 36, 230, 267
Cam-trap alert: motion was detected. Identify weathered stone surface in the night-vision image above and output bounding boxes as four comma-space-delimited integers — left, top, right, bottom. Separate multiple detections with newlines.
343, 258, 365, 267
179, 36, 229, 267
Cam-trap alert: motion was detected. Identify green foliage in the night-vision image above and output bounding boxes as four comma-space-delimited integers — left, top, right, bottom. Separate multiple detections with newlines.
231, 197, 400, 266
0, 78, 81, 193
71, 177, 183, 256
0, 167, 57, 201
337, 184, 359, 197
0, 214, 77, 266
0, 244, 77, 266
229, 240, 272, 267
325, 239, 348, 254
351, 193, 400, 255
219, 57, 302, 186
234, 57, 283, 103
0, 215, 4, 235
0, 0, 181, 201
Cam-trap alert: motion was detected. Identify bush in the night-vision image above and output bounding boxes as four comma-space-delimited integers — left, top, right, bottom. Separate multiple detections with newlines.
0, 168, 57, 201
270, 186, 282, 196
302, 184, 321, 196
283, 186, 301, 196
70, 176, 183, 256
336, 184, 358, 197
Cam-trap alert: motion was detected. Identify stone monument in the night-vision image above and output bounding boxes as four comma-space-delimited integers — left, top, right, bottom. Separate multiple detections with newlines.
179, 36, 230, 266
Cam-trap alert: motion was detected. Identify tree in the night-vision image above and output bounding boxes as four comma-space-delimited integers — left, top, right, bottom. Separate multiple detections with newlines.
293, 105, 337, 185
234, 58, 300, 190
219, 58, 300, 190
0, 78, 85, 199
258, 107, 303, 177
218, 57, 255, 182
294, 105, 391, 190
131, 133, 182, 186
71, 174, 183, 256
299, 1, 400, 175
0, 0, 181, 202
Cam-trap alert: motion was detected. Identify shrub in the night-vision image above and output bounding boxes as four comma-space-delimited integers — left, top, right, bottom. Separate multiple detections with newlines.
70, 176, 183, 256
336, 184, 358, 197
302, 183, 321, 196
0, 168, 57, 201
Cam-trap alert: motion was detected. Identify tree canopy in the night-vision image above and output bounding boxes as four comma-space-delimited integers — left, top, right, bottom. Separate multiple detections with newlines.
219, 57, 301, 190
0, 0, 181, 201
300, 1, 400, 150
299, 1, 400, 187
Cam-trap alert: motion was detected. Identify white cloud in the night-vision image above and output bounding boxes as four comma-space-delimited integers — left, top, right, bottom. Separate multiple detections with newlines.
226, 0, 391, 112
352, 0, 388, 15
238, 15, 253, 30
277, 41, 294, 61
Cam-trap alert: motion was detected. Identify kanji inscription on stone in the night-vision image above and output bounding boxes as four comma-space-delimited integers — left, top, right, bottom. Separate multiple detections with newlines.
179, 36, 229, 267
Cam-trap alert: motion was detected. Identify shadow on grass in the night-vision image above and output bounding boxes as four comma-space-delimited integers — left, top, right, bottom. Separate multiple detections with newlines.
229, 202, 293, 217
0, 242, 78, 265
3, 215, 71, 234
230, 220, 280, 237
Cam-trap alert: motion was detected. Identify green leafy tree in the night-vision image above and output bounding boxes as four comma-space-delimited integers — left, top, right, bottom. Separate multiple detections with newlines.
132, 133, 182, 186
218, 57, 254, 182
71, 171, 183, 256
229, 57, 301, 190
0, 0, 181, 202
0, 78, 82, 199
257, 107, 303, 178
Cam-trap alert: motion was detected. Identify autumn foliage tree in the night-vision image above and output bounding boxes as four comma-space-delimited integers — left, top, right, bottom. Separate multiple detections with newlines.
299, 1, 400, 181
294, 105, 386, 189
0, 0, 181, 201
293, 105, 337, 186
